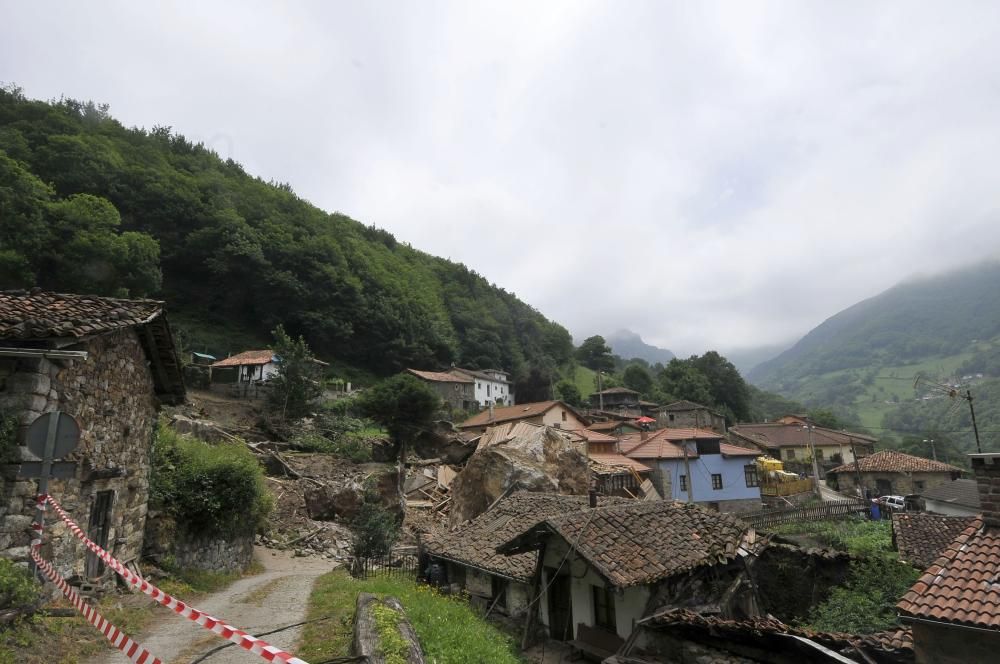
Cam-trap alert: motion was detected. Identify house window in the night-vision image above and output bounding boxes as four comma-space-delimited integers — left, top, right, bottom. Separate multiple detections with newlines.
786, 449, 796, 460
487, 384, 491, 397
914, 480, 925, 491
679, 475, 687, 491
744, 465, 759, 488
668, 414, 675, 422
592, 586, 617, 632
561, 410, 567, 421
712, 474, 723, 490
815, 448, 824, 460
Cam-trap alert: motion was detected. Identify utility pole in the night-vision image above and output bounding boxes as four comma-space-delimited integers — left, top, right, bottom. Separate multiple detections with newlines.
597, 371, 604, 411
968, 390, 983, 454
804, 423, 823, 498
849, 438, 864, 498
923, 438, 938, 462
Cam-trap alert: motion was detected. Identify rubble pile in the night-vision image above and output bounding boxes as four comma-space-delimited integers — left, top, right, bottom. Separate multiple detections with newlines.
256, 453, 399, 560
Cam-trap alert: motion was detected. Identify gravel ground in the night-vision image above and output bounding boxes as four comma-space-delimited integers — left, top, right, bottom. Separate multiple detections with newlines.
89, 547, 335, 664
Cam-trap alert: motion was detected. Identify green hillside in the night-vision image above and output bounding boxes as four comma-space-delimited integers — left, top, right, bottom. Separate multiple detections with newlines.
749, 264, 1000, 451
0, 86, 573, 385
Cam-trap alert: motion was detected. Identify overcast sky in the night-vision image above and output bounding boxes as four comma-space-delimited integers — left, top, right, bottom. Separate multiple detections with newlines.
3, 1, 1000, 357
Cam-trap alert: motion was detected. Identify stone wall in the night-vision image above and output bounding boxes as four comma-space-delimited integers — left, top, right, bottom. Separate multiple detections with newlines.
144, 512, 254, 573
0, 329, 158, 581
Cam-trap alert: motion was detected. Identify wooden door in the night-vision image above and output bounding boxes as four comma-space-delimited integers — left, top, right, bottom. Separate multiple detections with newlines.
547, 570, 574, 641
85, 491, 114, 578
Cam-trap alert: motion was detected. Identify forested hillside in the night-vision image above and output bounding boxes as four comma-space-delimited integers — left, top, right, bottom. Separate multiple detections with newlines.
748, 262, 1000, 451
0, 86, 573, 383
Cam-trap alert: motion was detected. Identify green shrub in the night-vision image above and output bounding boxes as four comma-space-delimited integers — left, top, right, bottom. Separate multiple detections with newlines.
149, 424, 272, 537
352, 485, 399, 558
0, 559, 39, 613
0, 409, 19, 463
806, 557, 920, 633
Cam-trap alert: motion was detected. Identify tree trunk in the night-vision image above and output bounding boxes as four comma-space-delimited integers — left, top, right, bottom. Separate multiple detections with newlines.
353, 592, 425, 663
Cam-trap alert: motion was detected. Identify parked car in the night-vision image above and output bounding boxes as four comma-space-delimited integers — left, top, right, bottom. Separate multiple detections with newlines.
878, 495, 906, 511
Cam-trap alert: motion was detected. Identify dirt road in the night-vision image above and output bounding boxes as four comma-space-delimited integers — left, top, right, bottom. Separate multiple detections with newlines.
90, 548, 334, 664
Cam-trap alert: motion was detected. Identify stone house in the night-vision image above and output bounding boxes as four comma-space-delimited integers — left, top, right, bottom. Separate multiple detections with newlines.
457, 400, 589, 435
422, 492, 625, 621
827, 450, 962, 497
406, 368, 477, 413
498, 500, 765, 644
656, 400, 727, 433
620, 428, 763, 513
0, 291, 184, 581
897, 453, 1000, 663
449, 367, 514, 407
589, 387, 640, 410
729, 418, 876, 473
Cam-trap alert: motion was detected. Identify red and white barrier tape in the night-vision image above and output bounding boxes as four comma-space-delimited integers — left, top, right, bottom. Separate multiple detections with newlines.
30, 501, 162, 663
39, 494, 310, 664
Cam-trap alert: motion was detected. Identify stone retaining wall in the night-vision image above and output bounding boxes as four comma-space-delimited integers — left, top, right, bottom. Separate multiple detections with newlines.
144, 512, 254, 574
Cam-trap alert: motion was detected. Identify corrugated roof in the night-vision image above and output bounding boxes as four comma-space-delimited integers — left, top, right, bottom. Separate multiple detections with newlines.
589, 452, 652, 474
921, 478, 981, 509
211, 350, 276, 368
828, 450, 962, 475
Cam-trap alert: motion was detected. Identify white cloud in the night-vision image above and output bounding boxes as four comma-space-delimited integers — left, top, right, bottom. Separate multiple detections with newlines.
3, 0, 1000, 356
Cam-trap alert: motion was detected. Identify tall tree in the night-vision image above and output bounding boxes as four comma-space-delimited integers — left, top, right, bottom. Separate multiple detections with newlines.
267, 325, 324, 422
576, 335, 615, 372
622, 364, 654, 396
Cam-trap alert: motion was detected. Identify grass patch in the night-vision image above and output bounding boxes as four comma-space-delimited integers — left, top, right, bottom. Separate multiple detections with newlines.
298, 570, 523, 664
770, 518, 894, 557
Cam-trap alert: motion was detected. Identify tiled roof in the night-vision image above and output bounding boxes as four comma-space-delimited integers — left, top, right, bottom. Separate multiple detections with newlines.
892, 513, 978, 570
659, 400, 715, 412
423, 492, 626, 582
920, 479, 981, 509
619, 428, 723, 458
729, 422, 877, 448
450, 367, 513, 384
568, 428, 618, 444
499, 501, 758, 588
897, 517, 1000, 629
639, 609, 913, 661
211, 350, 276, 368
0, 290, 163, 339
590, 386, 639, 396
458, 400, 587, 429
720, 443, 763, 457
829, 450, 962, 475
406, 368, 473, 383
586, 420, 637, 432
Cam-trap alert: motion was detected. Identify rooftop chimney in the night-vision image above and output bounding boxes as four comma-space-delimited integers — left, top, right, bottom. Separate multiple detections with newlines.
971, 453, 1000, 528
640, 429, 648, 441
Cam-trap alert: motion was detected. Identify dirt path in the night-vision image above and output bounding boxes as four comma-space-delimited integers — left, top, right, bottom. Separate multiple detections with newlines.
91, 548, 334, 664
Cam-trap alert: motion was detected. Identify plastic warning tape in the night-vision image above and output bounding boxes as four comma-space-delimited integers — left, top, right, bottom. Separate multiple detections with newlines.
40, 494, 310, 664
30, 506, 163, 663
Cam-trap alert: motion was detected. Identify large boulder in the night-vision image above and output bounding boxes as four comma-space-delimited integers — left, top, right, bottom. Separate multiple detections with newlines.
412, 421, 477, 464
448, 423, 589, 526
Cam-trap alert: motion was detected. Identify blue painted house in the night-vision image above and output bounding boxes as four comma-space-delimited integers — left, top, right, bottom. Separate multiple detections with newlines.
622, 428, 763, 513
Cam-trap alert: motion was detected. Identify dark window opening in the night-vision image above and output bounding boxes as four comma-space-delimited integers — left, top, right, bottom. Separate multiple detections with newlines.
744, 465, 759, 487
679, 475, 687, 491
815, 448, 824, 460
592, 585, 617, 632
786, 449, 796, 460
668, 414, 675, 422
711, 474, 723, 490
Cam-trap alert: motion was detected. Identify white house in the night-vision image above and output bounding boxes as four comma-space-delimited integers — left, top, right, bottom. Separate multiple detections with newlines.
211, 350, 280, 384
449, 367, 514, 406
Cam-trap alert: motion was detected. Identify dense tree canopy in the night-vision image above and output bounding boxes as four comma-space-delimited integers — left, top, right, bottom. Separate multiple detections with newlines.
576, 335, 615, 372
0, 86, 573, 381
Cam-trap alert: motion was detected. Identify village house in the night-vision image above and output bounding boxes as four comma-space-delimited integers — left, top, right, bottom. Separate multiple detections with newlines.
897, 453, 1000, 663
919, 478, 980, 517
589, 386, 640, 410
211, 349, 280, 384
449, 367, 514, 407
422, 492, 626, 621
729, 416, 876, 472
619, 428, 763, 513
457, 400, 589, 435
656, 400, 727, 433
405, 368, 477, 413
827, 449, 962, 498
568, 428, 652, 497
0, 291, 184, 580
497, 500, 765, 649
